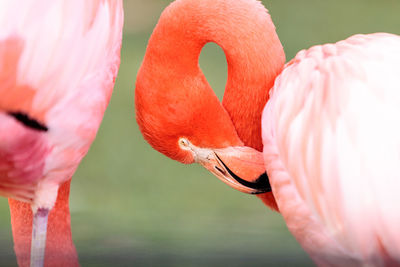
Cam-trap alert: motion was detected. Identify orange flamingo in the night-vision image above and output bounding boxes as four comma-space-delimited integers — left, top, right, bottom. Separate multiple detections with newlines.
135, 0, 400, 265
0, 1, 123, 266
136, 0, 284, 209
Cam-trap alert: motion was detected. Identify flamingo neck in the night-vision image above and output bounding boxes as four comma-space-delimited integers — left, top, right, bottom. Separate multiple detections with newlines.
144, 0, 284, 148
8, 180, 79, 266
222, 27, 285, 151
137, 0, 285, 209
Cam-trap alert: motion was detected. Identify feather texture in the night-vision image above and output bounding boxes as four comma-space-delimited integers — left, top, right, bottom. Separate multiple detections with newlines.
0, 0, 123, 209
263, 33, 400, 266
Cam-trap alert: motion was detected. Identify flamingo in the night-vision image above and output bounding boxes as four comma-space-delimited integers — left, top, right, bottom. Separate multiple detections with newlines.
262, 33, 400, 266
135, 0, 400, 265
136, 0, 284, 209
0, 1, 123, 266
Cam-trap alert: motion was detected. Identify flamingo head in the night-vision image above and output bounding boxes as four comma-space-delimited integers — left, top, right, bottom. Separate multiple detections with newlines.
135, 54, 271, 195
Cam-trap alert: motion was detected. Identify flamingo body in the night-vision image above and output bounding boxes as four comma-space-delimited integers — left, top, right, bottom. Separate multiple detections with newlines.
262, 33, 400, 266
0, 1, 123, 265
0, 0, 123, 209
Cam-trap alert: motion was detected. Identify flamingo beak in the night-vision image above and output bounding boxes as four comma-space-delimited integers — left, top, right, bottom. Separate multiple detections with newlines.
179, 138, 271, 194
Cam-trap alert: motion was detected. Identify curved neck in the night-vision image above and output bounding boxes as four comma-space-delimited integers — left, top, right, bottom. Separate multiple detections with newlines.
8, 180, 78, 267
144, 0, 285, 151
141, 0, 285, 210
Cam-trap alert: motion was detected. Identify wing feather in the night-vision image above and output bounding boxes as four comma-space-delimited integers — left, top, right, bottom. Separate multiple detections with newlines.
263, 33, 400, 265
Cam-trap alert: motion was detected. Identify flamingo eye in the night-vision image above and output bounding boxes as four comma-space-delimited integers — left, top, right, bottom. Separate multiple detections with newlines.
8, 111, 48, 132
178, 138, 190, 149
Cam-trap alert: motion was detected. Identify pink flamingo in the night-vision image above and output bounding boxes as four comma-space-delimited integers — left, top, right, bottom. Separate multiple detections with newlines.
262, 33, 400, 266
0, 1, 123, 266
135, 0, 400, 265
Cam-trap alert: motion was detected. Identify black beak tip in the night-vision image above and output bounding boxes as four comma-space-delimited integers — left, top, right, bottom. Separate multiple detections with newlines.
250, 187, 272, 195
215, 153, 272, 194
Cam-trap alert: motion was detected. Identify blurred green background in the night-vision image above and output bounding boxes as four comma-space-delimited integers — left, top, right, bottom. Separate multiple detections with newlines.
0, 0, 399, 266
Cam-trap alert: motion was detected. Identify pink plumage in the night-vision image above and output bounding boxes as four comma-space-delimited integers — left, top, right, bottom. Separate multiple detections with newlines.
0, 0, 123, 211
0, 115, 48, 198
262, 33, 400, 266
0, 1, 123, 266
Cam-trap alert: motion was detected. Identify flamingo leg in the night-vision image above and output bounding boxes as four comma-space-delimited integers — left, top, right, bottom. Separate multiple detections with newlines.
30, 208, 49, 267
